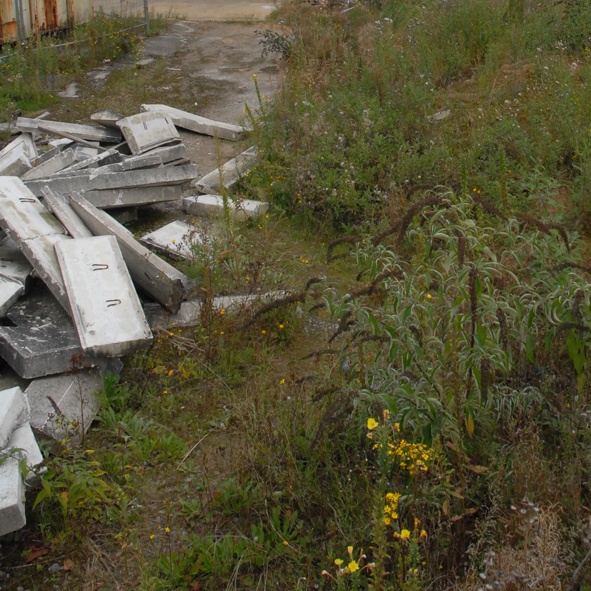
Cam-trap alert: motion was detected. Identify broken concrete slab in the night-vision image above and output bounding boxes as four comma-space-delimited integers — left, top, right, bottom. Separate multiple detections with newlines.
21, 148, 77, 181
183, 194, 269, 221
194, 146, 258, 194
0, 286, 102, 379
41, 187, 93, 239
0, 142, 31, 177
137, 143, 188, 164
116, 111, 180, 155
25, 368, 103, 442
0, 177, 67, 240
0, 387, 28, 449
70, 195, 191, 313
55, 148, 122, 175
16, 117, 122, 144
0, 133, 37, 161
6, 422, 44, 483
24, 164, 197, 198
90, 110, 124, 128
0, 457, 26, 536
55, 236, 153, 356
141, 221, 202, 260
141, 103, 248, 141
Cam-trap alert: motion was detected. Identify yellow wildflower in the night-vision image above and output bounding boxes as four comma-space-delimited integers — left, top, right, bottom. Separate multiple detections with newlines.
347, 560, 360, 573
334, 558, 343, 567
400, 529, 411, 540
367, 417, 379, 430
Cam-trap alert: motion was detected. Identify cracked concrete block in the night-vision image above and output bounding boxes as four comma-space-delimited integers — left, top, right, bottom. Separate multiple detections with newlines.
55, 236, 153, 356
141, 103, 248, 141
21, 148, 77, 181
25, 369, 103, 442
70, 195, 191, 313
0, 457, 26, 536
16, 117, 122, 143
41, 187, 93, 239
141, 221, 202, 260
183, 194, 269, 221
194, 146, 257, 194
0, 285, 101, 379
0, 386, 28, 449
116, 111, 180, 155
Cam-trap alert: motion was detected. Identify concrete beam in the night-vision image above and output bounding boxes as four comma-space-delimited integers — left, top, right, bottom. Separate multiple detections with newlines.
79, 184, 185, 210
41, 187, 93, 239
194, 146, 257, 194
25, 164, 197, 198
183, 194, 269, 221
6, 422, 44, 483
90, 110, 124, 129
141, 103, 248, 141
0, 142, 31, 177
0, 134, 37, 161
55, 236, 153, 356
141, 221, 202, 260
25, 369, 103, 442
117, 111, 180, 155
70, 195, 191, 312
16, 117, 122, 144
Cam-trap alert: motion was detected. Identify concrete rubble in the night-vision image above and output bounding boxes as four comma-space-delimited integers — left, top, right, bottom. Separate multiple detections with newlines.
0, 103, 272, 537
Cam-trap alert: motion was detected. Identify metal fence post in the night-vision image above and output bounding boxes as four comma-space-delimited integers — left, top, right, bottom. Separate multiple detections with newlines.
144, 0, 150, 35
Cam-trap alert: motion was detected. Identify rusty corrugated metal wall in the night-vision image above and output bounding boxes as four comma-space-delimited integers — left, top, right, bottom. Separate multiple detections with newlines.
0, 0, 93, 44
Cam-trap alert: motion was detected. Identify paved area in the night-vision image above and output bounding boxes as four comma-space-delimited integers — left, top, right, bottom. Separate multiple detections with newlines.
147, 0, 277, 21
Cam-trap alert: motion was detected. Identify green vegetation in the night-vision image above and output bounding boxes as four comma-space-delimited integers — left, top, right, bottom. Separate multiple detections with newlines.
5, 0, 591, 589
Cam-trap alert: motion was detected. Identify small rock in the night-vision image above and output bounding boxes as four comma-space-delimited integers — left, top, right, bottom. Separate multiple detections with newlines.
48, 562, 62, 573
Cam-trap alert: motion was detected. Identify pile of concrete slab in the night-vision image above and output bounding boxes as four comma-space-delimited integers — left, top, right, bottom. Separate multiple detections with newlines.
0, 104, 272, 538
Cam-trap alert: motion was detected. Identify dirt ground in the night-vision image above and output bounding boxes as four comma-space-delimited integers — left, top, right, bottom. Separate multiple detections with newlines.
148, 0, 278, 20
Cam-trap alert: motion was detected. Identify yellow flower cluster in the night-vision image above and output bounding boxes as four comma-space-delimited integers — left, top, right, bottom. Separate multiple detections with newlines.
389, 440, 435, 476
383, 492, 401, 525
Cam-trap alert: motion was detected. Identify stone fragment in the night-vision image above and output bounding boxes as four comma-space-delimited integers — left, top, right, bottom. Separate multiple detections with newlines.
55, 236, 153, 356
25, 369, 103, 442
116, 111, 180, 155
194, 146, 257, 194
141, 221, 202, 260
183, 194, 269, 221
141, 103, 248, 141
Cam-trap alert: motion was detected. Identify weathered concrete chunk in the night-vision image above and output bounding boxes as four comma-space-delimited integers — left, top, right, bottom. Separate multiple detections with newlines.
16, 117, 122, 143
79, 183, 185, 210
0, 286, 101, 378
55, 236, 153, 356
116, 111, 180, 155
21, 148, 77, 181
141, 103, 248, 141
70, 195, 191, 312
6, 422, 44, 482
194, 146, 258, 194
56, 148, 122, 175
141, 221, 202, 260
183, 194, 269, 221
41, 187, 93, 239
0, 134, 37, 161
0, 141, 32, 177
0, 457, 25, 536
25, 369, 103, 442
0, 386, 28, 449
25, 164, 197, 198
0, 177, 67, 240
